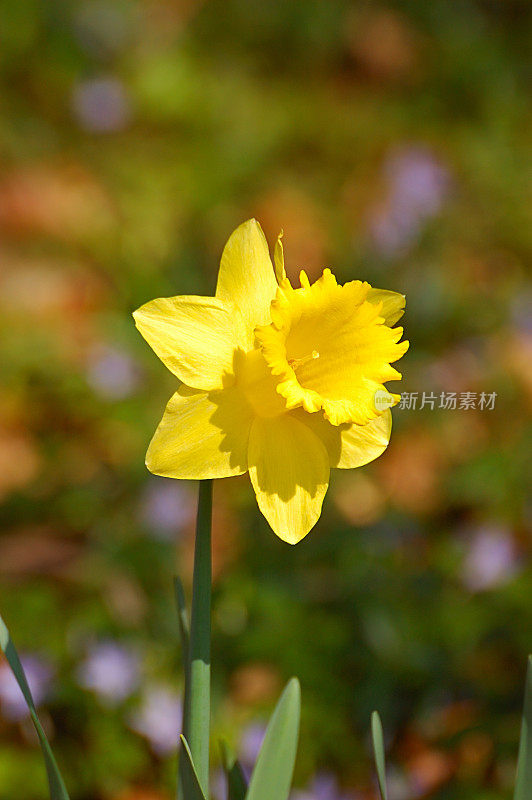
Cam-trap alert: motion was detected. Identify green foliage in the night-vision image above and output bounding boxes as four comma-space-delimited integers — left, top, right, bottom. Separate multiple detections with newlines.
371, 711, 388, 800
514, 657, 532, 800
220, 741, 247, 800
245, 679, 300, 800
0, 614, 69, 800
178, 737, 207, 800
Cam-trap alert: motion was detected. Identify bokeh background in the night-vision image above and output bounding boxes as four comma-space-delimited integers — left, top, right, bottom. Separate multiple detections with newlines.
0, 1, 531, 798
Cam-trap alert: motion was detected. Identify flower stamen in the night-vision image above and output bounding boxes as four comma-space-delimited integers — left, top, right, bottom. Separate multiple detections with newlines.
288, 350, 320, 370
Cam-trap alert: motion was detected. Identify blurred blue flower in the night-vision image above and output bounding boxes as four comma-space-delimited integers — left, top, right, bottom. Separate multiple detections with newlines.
368, 145, 450, 257
0, 654, 54, 721
461, 524, 519, 592
511, 290, 532, 334
72, 77, 131, 133
239, 721, 267, 768
77, 641, 140, 705
291, 771, 361, 799
140, 477, 194, 540
86, 343, 141, 399
211, 767, 228, 800
129, 685, 183, 756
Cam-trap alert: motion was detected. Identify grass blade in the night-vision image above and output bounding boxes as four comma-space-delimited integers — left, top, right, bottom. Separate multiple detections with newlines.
220, 739, 247, 800
515, 655, 532, 799
179, 735, 207, 800
371, 711, 388, 800
0, 613, 70, 800
245, 677, 300, 800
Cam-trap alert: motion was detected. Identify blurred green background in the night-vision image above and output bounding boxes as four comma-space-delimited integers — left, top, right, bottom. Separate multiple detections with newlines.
0, 1, 530, 798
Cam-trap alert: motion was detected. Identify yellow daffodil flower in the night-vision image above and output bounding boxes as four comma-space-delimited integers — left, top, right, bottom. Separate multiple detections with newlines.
134, 220, 409, 543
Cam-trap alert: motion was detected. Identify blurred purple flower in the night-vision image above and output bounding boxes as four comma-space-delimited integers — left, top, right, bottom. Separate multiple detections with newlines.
511, 291, 532, 334
462, 525, 519, 592
211, 767, 227, 800
77, 641, 140, 705
129, 686, 183, 756
291, 772, 359, 800
368, 145, 450, 256
239, 722, 267, 768
140, 478, 194, 540
386, 767, 418, 800
86, 344, 140, 399
72, 77, 131, 133
386, 147, 449, 216
0, 654, 54, 721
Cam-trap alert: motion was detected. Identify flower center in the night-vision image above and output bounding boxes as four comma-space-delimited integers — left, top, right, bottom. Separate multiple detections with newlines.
288, 350, 320, 370
254, 270, 409, 426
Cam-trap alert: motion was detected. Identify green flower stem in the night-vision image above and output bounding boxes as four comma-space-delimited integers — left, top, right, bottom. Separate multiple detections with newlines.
181, 479, 212, 798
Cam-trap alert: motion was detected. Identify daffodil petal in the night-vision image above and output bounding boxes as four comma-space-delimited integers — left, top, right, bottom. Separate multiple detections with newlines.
133, 296, 238, 391
295, 408, 392, 468
146, 385, 252, 479
366, 288, 406, 326
216, 219, 277, 349
248, 415, 329, 544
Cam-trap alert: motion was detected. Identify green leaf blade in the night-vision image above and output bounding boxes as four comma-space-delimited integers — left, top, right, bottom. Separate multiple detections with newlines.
220, 739, 248, 800
179, 735, 208, 800
245, 677, 300, 800
0, 612, 70, 800
371, 711, 388, 800
514, 655, 532, 800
